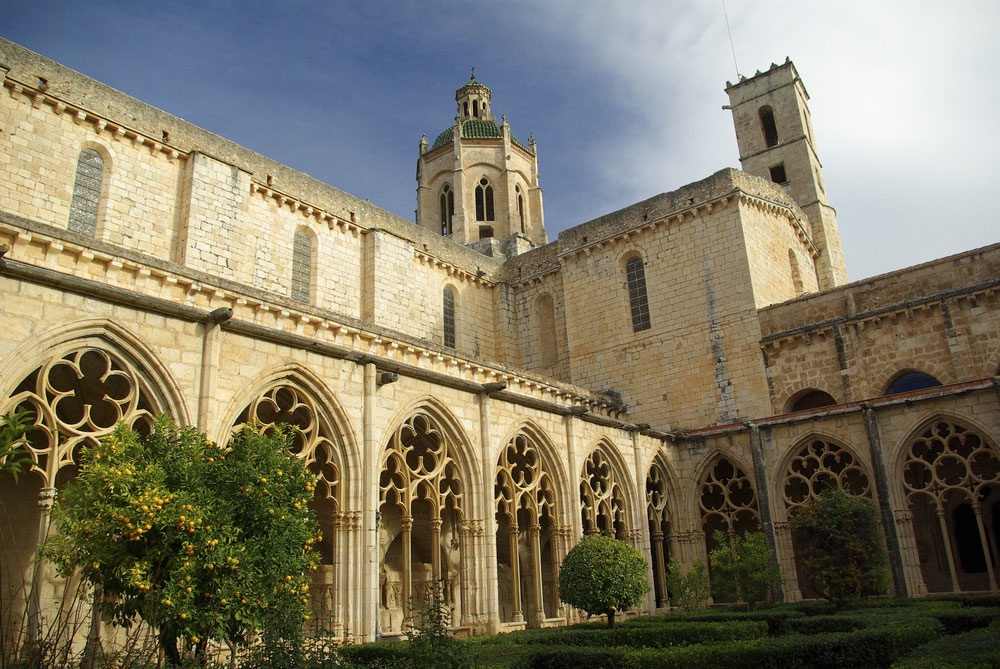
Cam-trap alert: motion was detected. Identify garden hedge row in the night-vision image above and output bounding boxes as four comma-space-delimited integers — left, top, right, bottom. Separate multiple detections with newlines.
512, 620, 940, 669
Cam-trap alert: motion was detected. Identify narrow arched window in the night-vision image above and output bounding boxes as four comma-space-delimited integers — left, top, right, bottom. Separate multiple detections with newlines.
516, 186, 526, 233
788, 248, 804, 295
68, 149, 104, 236
475, 178, 494, 222
759, 105, 779, 148
625, 255, 651, 332
439, 184, 454, 235
443, 287, 456, 349
291, 228, 313, 303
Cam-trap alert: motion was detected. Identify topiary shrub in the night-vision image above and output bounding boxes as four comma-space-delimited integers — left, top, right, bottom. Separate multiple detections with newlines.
558, 535, 650, 628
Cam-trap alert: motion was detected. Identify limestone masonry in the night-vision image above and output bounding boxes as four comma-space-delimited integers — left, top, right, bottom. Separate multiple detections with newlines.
1, 37, 997, 648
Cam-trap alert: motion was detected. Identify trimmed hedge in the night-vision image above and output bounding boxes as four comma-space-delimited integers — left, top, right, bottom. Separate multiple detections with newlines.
510, 621, 940, 669
929, 607, 1000, 635
890, 624, 1000, 668
502, 620, 767, 648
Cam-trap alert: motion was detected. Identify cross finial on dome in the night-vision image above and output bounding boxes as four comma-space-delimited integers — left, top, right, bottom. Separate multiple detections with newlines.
471, 67, 475, 81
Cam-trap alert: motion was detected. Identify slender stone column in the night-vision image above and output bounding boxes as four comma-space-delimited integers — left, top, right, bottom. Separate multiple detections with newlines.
972, 502, 997, 590
26, 486, 56, 646
401, 515, 414, 616
508, 523, 523, 622
529, 524, 544, 624
746, 423, 783, 603
862, 404, 908, 597
935, 505, 960, 592
651, 531, 666, 606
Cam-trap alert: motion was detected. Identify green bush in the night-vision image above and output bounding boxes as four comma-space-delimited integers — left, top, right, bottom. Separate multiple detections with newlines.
505, 620, 767, 648
790, 490, 890, 606
930, 607, 1000, 635
708, 531, 781, 610
511, 644, 625, 669
664, 559, 711, 611
336, 641, 409, 667
558, 535, 649, 628
890, 624, 1000, 668
622, 620, 940, 669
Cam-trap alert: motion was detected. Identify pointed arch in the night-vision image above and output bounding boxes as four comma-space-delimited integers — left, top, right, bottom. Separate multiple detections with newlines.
378, 400, 475, 634
898, 415, 999, 593
0, 319, 183, 639
494, 423, 565, 624
777, 434, 875, 598
579, 439, 636, 542
646, 452, 680, 607
223, 364, 358, 639
0, 319, 188, 486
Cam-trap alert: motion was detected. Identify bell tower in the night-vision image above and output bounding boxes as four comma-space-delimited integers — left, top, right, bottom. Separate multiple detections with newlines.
726, 59, 847, 288
416, 73, 546, 251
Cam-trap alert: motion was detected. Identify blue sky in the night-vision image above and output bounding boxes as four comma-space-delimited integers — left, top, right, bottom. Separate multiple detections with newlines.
4, 1, 998, 281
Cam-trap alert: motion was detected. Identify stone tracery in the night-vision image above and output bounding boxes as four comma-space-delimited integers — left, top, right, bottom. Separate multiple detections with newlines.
495, 432, 560, 625
902, 419, 999, 593
378, 410, 465, 634
580, 447, 630, 540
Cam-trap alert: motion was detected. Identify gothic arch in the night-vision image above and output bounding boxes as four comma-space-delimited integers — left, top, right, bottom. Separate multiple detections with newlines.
578, 439, 637, 542
219, 364, 359, 471
225, 365, 357, 638
696, 453, 762, 603
646, 452, 680, 607
897, 415, 1000, 593
696, 454, 760, 538
776, 434, 875, 598
377, 400, 476, 634
776, 433, 873, 515
493, 423, 566, 625
0, 319, 183, 641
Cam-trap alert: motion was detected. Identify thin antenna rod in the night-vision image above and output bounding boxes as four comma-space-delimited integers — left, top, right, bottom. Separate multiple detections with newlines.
722, 0, 741, 79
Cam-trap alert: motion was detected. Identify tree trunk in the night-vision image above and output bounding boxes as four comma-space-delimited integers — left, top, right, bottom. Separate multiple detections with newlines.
159, 628, 181, 667
607, 609, 616, 629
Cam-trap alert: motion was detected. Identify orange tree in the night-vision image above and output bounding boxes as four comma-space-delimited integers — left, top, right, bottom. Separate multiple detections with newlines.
558, 535, 649, 628
45, 417, 320, 666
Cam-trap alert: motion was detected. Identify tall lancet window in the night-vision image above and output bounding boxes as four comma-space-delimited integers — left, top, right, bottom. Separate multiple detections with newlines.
440, 184, 454, 235
625, 255, 651, 332
68, 149, 104, 236
475, 178, 494, 222
291, 228, 313, 303
443, 287, 456, 349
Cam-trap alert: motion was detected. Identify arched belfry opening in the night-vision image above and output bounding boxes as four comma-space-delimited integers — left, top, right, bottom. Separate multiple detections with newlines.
378, 411, 467, 635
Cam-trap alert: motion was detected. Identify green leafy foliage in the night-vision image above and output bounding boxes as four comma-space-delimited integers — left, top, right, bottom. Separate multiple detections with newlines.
664, 559, 710, 611
45, 417, 321, 665
557, 535, 650, 628
0, 407, 33, 483
790, 489, 890, 606
708, 531, 780, 610
404, 578, 471, 668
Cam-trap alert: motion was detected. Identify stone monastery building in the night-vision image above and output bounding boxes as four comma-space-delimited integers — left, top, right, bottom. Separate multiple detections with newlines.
1, 37, 999, 643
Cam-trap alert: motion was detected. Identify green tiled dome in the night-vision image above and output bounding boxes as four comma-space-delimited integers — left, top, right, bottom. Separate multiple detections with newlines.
431, 120, 525, 150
